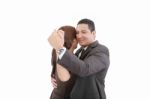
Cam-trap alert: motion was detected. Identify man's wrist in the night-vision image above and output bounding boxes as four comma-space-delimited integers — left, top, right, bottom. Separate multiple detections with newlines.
57, 47, 66, 59
57, 47, 65, 55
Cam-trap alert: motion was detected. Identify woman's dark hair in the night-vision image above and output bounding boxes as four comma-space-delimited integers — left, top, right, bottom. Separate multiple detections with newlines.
51, 26, 77, 76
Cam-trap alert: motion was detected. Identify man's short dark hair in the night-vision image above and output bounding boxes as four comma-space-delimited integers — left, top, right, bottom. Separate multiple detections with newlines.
77, 18, 95, 32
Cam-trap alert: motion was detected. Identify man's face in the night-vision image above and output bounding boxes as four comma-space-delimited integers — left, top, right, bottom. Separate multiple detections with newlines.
76, 24, 95, 47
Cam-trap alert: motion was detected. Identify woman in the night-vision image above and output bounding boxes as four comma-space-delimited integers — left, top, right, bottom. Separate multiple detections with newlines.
50, 26, 78, 99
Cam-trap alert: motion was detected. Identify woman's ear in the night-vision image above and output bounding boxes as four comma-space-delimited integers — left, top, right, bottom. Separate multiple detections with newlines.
72, 39, 78, 49
69, 39, 78, 52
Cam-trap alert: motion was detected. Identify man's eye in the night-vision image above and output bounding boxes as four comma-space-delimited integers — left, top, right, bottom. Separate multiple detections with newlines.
82, 32, 86, 34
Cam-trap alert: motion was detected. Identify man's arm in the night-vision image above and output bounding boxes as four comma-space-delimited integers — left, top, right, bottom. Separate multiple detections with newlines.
57, 50, 110, 77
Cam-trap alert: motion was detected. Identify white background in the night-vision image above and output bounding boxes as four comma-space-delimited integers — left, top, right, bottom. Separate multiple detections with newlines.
0, 0, 150, 99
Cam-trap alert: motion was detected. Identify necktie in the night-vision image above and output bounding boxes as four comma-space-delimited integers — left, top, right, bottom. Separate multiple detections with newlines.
79, 48, 86, 59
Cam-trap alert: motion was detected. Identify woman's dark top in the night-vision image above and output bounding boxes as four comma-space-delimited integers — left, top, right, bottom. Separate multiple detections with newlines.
50, 66, 76, 99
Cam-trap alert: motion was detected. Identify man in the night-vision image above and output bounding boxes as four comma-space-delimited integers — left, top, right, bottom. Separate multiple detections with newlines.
48, 18, 110, 99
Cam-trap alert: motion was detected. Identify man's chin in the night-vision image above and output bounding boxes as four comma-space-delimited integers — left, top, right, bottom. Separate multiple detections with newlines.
79, 42, 86, 47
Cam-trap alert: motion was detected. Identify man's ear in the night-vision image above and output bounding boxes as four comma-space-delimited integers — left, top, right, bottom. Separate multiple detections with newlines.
92, 31, 96, 39
92, 31, 96, 35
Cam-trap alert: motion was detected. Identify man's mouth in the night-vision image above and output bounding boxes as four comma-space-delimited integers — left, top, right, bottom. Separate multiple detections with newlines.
78, 39, 84, 42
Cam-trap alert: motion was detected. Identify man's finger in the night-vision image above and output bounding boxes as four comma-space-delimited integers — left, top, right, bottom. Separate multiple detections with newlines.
51, 77, 57, 82
51, 76, 58, 88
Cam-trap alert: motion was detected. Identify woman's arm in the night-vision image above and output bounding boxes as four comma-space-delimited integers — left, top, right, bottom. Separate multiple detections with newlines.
56, 64, 70, 82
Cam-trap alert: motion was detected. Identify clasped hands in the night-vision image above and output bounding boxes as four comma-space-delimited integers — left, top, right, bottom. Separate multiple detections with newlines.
48, 30, 65, 50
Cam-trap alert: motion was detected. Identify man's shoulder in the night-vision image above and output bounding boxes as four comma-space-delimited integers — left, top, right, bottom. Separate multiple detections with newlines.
92, 42, 109, 56
90, 41, 108, 49
98, 43, 109, 51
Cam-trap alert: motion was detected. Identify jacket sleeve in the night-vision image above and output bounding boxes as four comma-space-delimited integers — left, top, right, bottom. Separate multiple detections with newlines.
57, 49, 110, 77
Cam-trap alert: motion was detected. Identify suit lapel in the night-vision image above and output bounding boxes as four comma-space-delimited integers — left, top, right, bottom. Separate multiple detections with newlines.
75, 41, 99, 59
79, 47, 92, 59
75, 47, 83, 57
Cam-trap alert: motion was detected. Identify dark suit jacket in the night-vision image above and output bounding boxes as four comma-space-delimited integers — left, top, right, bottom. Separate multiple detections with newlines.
58, 41, 110, 99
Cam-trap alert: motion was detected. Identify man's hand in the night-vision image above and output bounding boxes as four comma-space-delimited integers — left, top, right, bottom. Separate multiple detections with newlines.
51, 76, 57, 88
48, 30, 64, 50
